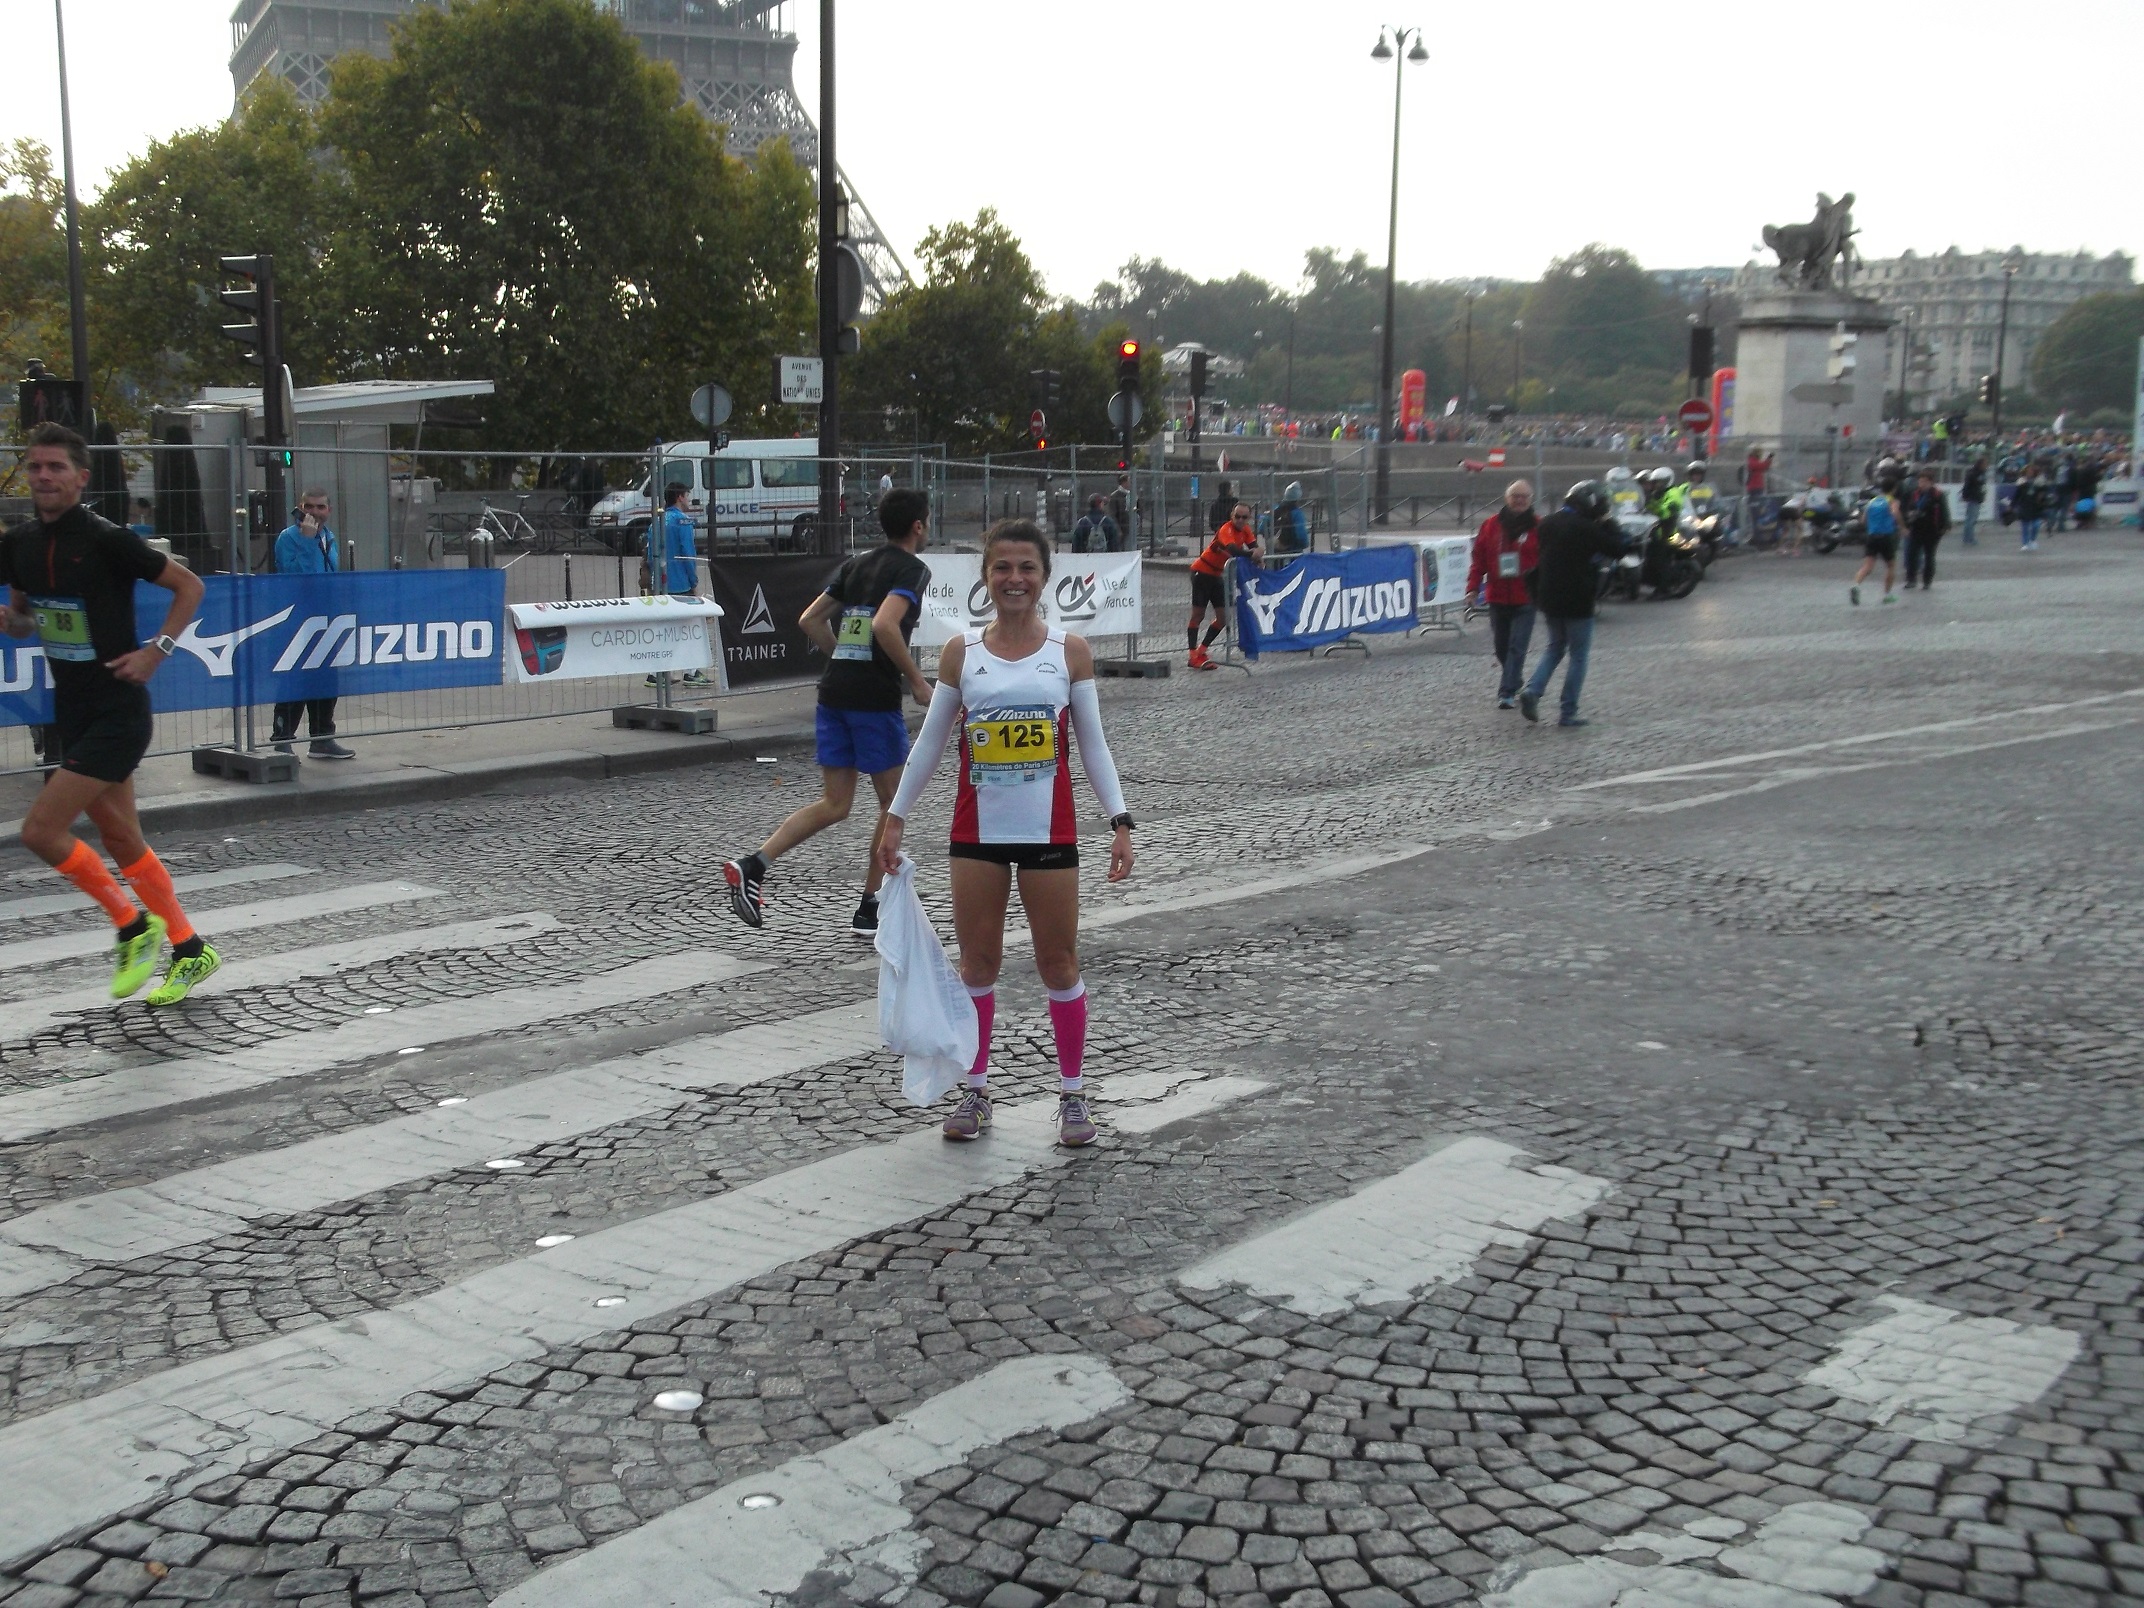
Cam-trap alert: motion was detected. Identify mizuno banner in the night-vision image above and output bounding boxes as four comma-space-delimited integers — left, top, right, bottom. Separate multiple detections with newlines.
914, 552, 1142, 647
1233, 545, 1417, 660
506, 596, 722, 684
0, 570, 505, 728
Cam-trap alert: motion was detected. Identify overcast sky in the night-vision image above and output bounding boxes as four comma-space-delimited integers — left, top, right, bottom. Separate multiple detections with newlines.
10, 0, 2140, 301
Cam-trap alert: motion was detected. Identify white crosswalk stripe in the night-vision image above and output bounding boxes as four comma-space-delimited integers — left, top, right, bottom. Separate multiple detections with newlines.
0, 880, 446, 972
0, 911, 561, 1046
1177, 1134, 1610, 1315
0, 862, 311, 926
495, 1354, 1132, 1608
0, 1075, 1266, 1563
0, 1003, 882, 1300
0, 949, 760, 1143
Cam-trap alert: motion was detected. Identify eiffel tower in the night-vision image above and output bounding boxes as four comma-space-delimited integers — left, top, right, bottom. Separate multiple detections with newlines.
227, 0, 908, 302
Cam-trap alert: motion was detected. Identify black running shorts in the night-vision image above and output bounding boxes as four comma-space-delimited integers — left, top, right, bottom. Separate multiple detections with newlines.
948, 841, 1080, 871
1864, 533, 1898, 562
1190, 571, 1227, 610
54, 684, 154, 784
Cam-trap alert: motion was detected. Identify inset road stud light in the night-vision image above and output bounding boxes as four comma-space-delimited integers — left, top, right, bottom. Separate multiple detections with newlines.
652, 1390, 703, 1412
739, 1492, 781, 1510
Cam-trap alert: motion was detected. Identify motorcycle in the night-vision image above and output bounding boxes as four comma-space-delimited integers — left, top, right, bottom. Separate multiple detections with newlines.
1644, 518, 1705, 599
1596, 501, 1652, 602
1680, 507, 1726, 569
1785, 489, 1848, 553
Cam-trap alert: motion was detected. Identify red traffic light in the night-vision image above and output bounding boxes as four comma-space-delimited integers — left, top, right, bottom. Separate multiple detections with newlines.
1119, 339, 1140, 359
1116, 339, 1142, 392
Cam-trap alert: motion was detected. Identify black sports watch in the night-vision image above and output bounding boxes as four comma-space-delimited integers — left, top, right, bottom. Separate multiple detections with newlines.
1108, 813, 1135, 832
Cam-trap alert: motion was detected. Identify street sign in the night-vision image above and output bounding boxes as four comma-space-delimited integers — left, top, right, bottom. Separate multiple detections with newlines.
1030, 409, 1047, 437
1676, 399, 1714, 433
1789, 381, 1854, 407
1487, 447, 1507, 467
776, 356, 824, 406
691, 383, 734, 428
1107, 390, 1144, 431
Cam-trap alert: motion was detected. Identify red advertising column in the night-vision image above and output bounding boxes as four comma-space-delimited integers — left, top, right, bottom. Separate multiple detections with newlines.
1709, 367, 1735, 458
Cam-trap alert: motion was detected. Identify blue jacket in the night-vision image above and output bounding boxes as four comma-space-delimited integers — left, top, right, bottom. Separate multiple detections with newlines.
649, 506, 698, 594
274, 522, 339, 575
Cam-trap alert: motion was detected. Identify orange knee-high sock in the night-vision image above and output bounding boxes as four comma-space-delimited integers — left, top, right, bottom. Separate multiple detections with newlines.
56, 840, 140, 928
119, 849, 195, 945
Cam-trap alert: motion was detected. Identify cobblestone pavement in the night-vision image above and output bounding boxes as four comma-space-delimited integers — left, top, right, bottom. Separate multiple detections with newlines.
2, 538, 2142, 1607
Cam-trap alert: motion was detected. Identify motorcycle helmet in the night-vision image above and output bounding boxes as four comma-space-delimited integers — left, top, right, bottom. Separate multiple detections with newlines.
1686, 459, 1709, 479
1564, 479, 1611, 520
1638, 466, 1674, 495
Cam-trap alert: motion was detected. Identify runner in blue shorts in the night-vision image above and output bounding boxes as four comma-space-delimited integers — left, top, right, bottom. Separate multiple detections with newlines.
723, 489, 932, 935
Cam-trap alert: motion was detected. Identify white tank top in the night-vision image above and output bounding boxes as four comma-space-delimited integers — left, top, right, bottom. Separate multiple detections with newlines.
951, 627, 1076, 845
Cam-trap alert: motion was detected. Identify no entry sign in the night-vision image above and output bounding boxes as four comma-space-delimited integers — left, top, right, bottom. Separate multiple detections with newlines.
1677, 399, 1715, 433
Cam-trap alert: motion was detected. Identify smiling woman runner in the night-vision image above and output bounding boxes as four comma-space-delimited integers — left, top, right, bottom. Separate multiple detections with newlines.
879, 519, 1134, 1147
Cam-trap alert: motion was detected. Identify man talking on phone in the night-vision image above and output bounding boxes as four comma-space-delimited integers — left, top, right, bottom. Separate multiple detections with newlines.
269, 488, 354, 759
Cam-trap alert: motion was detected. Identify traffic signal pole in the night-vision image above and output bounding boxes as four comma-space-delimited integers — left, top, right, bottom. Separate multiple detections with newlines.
815, 0, 841, 556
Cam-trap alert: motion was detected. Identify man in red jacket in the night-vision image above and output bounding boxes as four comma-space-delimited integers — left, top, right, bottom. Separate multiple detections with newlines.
1466, 480, 1540, 708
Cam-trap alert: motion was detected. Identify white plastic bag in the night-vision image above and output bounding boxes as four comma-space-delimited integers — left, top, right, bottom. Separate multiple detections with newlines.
874, 854, 977, 1107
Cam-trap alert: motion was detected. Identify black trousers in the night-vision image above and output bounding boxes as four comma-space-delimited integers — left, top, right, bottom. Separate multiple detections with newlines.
272, 698, 337, 740
1903, 532, 1942, 587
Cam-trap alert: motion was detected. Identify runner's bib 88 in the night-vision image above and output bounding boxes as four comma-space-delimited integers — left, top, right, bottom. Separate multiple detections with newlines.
832, 606, 876, 661
29, 596, 95, 662
966, 706, 1056, 785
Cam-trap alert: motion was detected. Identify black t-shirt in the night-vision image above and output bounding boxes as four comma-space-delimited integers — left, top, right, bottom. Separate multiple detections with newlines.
817, 543, 929, 712
0, 503, 170, 702
1530, 510, 1624, 620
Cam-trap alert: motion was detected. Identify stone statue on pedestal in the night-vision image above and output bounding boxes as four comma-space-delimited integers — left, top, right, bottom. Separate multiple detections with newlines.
1762, 193, 1858, 291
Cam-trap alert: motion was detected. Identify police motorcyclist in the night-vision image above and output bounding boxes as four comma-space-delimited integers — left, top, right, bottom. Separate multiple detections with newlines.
1658, 460, 1712, 525
1635, 466, 1677, 588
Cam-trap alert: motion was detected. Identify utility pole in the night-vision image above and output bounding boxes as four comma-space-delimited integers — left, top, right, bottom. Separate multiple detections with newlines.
814, 0, 841, 555
1370, 27, 1425, 525
54, 0, 91, 423
1990, 251, 2020, 448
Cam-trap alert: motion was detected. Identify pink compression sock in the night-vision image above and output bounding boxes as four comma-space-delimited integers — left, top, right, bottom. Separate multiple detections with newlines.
966, 985, 994, 1089
1047, 981, 1087, 1091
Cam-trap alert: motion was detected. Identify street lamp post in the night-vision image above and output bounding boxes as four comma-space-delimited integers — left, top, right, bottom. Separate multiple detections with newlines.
1370, 27, 1426, 525
1990, 249, 2021, 447
53, 0, 91, 417
1511, 318, 1523, 409
1459, 286, 1481, 432
815, 0, 841, 554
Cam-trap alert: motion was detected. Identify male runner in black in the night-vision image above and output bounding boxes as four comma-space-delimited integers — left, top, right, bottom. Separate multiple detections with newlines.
721, 487, 933, 935
3, 423, 220, 1003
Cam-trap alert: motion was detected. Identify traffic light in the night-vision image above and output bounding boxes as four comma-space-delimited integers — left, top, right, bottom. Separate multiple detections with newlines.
219, 254, 280, 373
220, 252, 289, 505
1978, 374, 1999, 406
1688, 324, 1716, 382
1826, 325, 1857, 381
1188, 349, 1210, 398
16, 360, 87, 433
1117, 338, 1141, 391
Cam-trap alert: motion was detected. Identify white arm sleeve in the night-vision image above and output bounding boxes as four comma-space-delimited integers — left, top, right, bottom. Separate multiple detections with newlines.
1068, 679, 1128, 821
888, 680, 962, 820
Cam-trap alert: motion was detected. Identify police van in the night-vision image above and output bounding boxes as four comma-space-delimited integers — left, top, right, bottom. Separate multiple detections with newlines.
589, 438, 822, 552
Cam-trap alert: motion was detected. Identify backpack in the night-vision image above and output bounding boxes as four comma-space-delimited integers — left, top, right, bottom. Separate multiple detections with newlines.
1863, 495, 1896, 536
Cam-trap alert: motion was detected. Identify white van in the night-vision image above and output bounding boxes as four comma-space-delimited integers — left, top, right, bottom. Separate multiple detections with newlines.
588, 437, 823, 551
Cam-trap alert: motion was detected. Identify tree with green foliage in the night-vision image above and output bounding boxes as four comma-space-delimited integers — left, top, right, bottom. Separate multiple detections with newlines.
88, 83, 349, 419
79, 0, 812, 447
2030, 290, 2144, 415
321, 0, 813, 449
0, 141, 70, 393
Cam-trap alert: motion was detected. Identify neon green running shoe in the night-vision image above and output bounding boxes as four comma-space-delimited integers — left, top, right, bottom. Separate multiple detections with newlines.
111, 914, 167, 999
147, 944, 221, 1007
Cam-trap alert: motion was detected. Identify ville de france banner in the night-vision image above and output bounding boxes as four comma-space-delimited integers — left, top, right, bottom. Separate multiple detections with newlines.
507, 595, 722, 683
1232, 545, 1417, 659
0, 571, 505, 728
914, 552, 1143, 648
